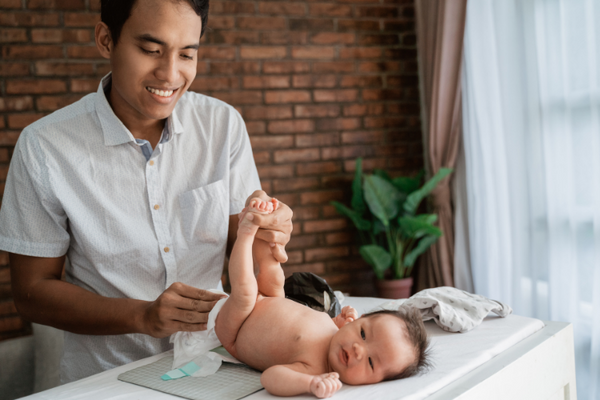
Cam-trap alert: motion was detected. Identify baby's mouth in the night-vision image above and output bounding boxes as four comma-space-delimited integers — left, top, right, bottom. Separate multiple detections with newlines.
342, 348, 349, 366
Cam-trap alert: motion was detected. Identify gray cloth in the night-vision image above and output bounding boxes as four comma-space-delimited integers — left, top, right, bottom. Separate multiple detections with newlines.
379, 286, 512, 333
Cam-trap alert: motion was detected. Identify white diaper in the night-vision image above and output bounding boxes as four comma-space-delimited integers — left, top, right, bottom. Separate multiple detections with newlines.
170, 289, 229, 370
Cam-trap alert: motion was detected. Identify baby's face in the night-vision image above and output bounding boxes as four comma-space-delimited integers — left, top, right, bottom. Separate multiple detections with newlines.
327, 314, 415, 385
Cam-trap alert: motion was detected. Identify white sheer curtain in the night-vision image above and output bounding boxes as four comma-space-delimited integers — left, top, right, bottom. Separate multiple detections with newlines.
462, 0, 600, 398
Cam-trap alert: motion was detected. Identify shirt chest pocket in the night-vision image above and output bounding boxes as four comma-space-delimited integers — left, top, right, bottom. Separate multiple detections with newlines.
178, 179, 228, 245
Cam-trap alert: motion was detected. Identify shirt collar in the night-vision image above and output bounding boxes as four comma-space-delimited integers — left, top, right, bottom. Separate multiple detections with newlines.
95, 72, 183, 146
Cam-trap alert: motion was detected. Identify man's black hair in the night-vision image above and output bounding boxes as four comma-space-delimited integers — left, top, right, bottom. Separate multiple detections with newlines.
101, 0, 209, 45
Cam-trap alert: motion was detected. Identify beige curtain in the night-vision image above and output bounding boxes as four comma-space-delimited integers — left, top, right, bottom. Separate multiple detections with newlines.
414, 0, 467, 291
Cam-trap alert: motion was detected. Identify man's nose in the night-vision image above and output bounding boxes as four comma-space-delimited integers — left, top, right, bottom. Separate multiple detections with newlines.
156, 54, 178, 83
352, 342, 365, 361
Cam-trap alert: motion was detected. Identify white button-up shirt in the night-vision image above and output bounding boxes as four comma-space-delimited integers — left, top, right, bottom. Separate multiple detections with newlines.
0, 74, 261, 382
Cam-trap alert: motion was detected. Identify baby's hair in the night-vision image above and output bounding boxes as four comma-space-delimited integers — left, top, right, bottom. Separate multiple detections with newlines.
362, 306, 431, 380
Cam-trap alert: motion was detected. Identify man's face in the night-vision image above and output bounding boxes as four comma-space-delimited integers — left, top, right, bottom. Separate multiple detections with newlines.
108, 0, 201, 124
328, 314, 415, 385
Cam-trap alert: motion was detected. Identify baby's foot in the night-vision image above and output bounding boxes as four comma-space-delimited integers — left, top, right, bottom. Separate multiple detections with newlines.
238, 198, 279, 222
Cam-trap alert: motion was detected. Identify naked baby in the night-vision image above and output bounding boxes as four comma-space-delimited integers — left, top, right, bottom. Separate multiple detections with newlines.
215, 198, 430, 398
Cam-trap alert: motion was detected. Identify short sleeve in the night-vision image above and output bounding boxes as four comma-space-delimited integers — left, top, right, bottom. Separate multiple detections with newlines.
0, 130, 70, 257
227, 109, 261, 215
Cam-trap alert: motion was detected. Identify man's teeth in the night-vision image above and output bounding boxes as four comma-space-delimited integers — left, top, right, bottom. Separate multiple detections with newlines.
146, 87, 174, 97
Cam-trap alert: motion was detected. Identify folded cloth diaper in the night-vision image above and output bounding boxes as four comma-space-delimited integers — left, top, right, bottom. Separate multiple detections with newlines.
376, 286, 512, 333
169, 289, 231, 376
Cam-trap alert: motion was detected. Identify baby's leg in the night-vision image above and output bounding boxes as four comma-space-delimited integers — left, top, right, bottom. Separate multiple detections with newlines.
215, 211, 260, 356
245, 198, 285, 298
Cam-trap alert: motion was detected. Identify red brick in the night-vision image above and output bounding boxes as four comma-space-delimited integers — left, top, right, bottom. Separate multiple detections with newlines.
402, 32, 417, 46
310, 32, 355, 45
0, 0, 21, 8
285, 250, 304, 264
238, 16, 286, 30
6, 79, 66, 94
0, 96, 33, 112
383, 20, 414, 32
265, 90, 311, 104
189, 77, 239, 91
209, 16, 235, 29
2, 45, 63, 59
286, 235, 319, 250
312, 62, 354, 73
207, 31, 260, 46
96, 62, 110, 75
295, 105, 340, 118
309, 4, 352, 17
258, 2, 306, 15
35, 61, 94, 76
250, 135, 294, 149
89, 0, 99, 11
362, 88, 403, 101
31, 28, 91, 43
243, 105, 293, 120
36, 94, 83, 111
364, 116, 405, 129
257, 164, 294, 178
0, 148, 9, 163
296, 133, 339, 147
263, 61, 310, 74
386, 103, 420, 115
64, 12, 100, 27
316, 118, 361, 131
304, 218, 347, 233
8, 113, 45, 129
273, 177, 319, 192
211, 1, 255, 14
292, 75, 336, 88
0, 118, 5, 130
243, 76, 289, 89
260, 32, 308, 46
340, 75, 382, 87
0, 12, 60, 26
0, 28, 27, 43
344, 157, 387, 172
240, 46, 287, 59
321, 147, 342, 160
343, 104, 385, 117
305, 246, 349, 262
274, 148, 320, 163
314, 89, 358, 103
210, 61, 260, 75
70, 78, 99, 92
325, 232, 355, 245
198, 46, 236, 60
211, 91, 262, 105
300, 190, 343, 205
292, 46, 335, 60
358, 34, 400, 45
245, 121, 266, 135
385, 48, 417, 60
297, 161, 341, 176
268, 119, 315, 134
28, 0, 84, 9
292, 206, 320, 221
340, 47, 382, 59
356, 6, 400, 18
358, 61, 402, 73
0, 131, 21, 145
66, 45, 100, 58
341, 130, 385, 144
338, 20, 379, 32
0, 63, 30, 76
289, 18, 334, 31
283, 263, 326, 277
387, 74, 419, 87
253, 151, 270, 165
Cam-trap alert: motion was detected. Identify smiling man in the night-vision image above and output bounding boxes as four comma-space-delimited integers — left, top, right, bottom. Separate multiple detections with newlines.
0, 0, 292, 383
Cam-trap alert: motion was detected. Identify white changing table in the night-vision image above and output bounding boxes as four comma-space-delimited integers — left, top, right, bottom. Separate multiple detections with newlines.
20, 297, 576, 400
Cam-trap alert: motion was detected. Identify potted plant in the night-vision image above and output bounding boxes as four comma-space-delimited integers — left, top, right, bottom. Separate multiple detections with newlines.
331, 158, 452, 299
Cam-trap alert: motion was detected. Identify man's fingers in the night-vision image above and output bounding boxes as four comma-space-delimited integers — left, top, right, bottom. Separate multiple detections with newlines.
173, 308, 210, 324
168, 283, 227, 302
189, 298, 220, 313
255, 228, 289, 246
251, 203, 293, 231
177, 322, 208, 332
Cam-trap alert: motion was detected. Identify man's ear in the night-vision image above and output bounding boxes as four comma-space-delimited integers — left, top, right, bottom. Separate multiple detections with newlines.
95, 22, 113, 59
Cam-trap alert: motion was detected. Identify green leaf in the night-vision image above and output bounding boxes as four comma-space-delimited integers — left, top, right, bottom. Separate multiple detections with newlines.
393, 239, 405, 279
403, 235, 439, 267
360, 245, 392, 280
331, 201, 372, 231
374, 169, 392, 183
403, 168, 453, 215
372, 219, 386, 235
398, 215, 442, 240
364, 175, 402, 226
392, 173, 423, 195
351, 158, 366, 214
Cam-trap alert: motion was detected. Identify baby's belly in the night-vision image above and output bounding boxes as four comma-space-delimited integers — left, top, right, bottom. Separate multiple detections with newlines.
233, 297, 330, 371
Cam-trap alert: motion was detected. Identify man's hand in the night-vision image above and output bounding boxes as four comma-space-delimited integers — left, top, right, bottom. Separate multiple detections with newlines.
310, 372, 342, 399
140, 283, 227, 338
244, 190, 293, 263
333, 306, 359, 328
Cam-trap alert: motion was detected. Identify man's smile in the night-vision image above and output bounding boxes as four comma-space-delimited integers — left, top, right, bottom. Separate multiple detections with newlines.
145, 86, 179, 98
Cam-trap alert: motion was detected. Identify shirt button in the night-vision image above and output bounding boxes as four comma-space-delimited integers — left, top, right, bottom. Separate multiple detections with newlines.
154, 204, 160, 210
164, 247, 170, 253
149, 160, 155, 166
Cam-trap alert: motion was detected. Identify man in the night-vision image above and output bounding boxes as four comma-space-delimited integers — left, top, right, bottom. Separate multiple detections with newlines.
0, 0, 292, 383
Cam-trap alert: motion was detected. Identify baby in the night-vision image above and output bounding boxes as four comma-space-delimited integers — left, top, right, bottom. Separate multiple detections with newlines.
215, 198, 430, 398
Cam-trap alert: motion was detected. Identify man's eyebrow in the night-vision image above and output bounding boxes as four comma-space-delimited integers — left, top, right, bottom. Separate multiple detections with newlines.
135, 34, 199, 50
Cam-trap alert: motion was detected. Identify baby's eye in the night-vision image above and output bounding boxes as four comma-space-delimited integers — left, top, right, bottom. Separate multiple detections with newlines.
360, 328, 366, 340
369, 357, 374, 370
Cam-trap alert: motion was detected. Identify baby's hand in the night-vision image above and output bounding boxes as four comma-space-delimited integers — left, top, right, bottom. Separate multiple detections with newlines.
309, 372, 342, 399
333, 306, 358, 328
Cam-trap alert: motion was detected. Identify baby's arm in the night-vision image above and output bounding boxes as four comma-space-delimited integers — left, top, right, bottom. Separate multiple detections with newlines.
261, 363, 342, 399
332, 305, 358, 329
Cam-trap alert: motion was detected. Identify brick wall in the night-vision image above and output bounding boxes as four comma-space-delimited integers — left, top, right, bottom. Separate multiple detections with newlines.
0, 0, 423, 341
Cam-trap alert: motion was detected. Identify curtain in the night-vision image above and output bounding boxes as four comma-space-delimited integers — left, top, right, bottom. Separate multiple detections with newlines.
463, 0, 600, 398
414, 0, 468, 291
